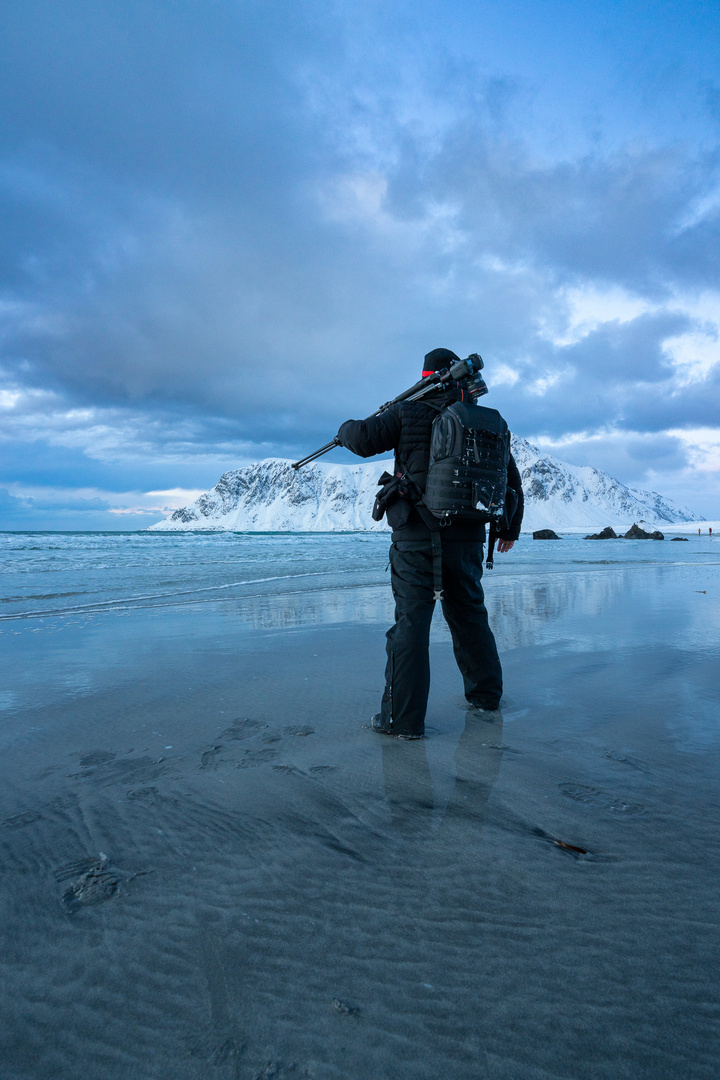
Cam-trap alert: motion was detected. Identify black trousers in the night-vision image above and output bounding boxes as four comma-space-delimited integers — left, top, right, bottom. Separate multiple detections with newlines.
380, 538, 503, 737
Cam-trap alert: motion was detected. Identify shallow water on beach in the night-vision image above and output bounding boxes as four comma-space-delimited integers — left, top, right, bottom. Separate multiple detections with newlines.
1, 530, 719, 725
1, 528, 717, 621
1, 531, 719, 1079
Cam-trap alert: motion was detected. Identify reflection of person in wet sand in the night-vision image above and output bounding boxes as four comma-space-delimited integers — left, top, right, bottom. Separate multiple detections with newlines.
380, 708, 592, 864
444, 708, 506, 825
380, 708, 506, 835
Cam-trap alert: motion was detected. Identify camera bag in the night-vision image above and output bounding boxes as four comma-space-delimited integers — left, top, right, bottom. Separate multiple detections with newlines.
423, 402, 514, 527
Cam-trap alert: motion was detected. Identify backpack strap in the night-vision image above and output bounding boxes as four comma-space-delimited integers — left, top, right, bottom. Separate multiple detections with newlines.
393, 397, 455, 600
485, 526, 497, 569
429, 532, 444, 601
394, 456, 446, 599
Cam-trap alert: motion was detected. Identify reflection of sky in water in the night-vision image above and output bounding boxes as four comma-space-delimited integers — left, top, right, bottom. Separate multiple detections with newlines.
1, 532, 718, 726
486, 564, 720, 653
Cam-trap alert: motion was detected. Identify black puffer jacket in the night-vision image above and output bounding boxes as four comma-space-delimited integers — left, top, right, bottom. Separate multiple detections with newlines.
337, 386, 524, 541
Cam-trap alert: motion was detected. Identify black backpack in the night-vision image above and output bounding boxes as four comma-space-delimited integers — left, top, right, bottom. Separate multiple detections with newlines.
372, 401, 517, 575
423, 402, 513, 525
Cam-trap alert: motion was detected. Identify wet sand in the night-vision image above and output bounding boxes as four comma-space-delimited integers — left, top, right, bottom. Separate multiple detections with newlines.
1, 564, 719, 1079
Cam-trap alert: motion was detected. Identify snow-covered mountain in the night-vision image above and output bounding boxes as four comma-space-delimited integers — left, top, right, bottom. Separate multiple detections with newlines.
508, 437, 695, 531
148, 437, 695, 532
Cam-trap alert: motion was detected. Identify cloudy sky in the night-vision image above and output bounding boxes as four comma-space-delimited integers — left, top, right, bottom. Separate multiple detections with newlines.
1, 0, 719, 528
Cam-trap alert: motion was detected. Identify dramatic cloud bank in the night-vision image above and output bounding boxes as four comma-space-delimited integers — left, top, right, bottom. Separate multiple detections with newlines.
1, 0, 719, 527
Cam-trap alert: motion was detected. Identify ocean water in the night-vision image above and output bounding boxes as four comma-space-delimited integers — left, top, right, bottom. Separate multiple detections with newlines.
3, 527, 717, 619
1, 529, 718, 726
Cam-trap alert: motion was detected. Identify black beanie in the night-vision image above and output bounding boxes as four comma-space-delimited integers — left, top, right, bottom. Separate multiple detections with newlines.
423, 348, 461, 375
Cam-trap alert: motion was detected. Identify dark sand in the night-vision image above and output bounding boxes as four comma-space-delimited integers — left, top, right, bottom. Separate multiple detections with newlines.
1, 565, 719, 1079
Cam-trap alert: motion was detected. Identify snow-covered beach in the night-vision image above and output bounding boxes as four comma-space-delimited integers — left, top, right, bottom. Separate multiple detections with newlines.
1, 530, 719, 1079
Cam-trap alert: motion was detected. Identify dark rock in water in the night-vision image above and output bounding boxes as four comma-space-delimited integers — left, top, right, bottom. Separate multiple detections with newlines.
533, 529, 560, 539
624, 523, 664, 540
584, 526, 618, 539
670, 536, 689, 541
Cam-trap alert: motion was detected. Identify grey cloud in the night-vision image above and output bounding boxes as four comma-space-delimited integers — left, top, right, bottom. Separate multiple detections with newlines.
0, 1, 319, 193
487, 305, 719, 442
0, 485, 154, 531
536, 433, 691, 481
556, 312, 691, 382
1, 0, 719, 501
0, 487, 28, 513
0, 487, 110, 514
32, 495, 113, 513
621, 364, 720, 433
504, 365, 720, 445
400, 123, 720, 293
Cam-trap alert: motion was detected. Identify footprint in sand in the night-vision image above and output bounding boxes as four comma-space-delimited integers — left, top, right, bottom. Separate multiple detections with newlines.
559, 782, 645, 815
236, 747, 279, 769
199, 745, 225, 770
559, 783, 603, 804
601, 749, 649, 772
219, 717, 267, 741
126, 786, 179, 808
1, 809, 43, 829
55, 854, 119, 912
72, 753, 169, 786
79, 750, 116, 767
605, 797, 645, 814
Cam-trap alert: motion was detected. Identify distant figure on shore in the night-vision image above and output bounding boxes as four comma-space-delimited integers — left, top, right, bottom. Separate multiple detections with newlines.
336, 348, 524, 739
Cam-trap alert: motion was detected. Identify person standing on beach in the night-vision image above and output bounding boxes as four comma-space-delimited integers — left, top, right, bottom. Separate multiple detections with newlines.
336, 348, 524, 739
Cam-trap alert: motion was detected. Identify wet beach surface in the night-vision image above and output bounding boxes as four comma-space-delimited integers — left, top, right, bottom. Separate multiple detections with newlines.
1, 533, 719, 1079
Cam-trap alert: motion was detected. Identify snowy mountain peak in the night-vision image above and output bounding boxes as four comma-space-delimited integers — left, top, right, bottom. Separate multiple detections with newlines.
148, 440, 695, 532
158, 458, 387, 532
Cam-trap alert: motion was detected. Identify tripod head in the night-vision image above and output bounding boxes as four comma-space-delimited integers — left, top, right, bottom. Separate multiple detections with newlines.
376, 352, 487, 412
